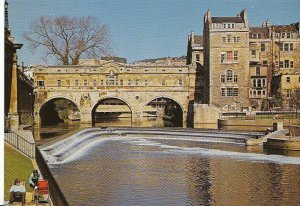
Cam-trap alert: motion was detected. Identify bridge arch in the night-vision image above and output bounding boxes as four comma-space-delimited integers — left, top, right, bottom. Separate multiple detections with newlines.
91, 97, 133, 127
38, 97, 81, 126
143, 96, 184, 127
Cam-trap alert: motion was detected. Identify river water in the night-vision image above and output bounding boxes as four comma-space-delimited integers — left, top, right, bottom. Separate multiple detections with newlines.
41, 131, 300, 206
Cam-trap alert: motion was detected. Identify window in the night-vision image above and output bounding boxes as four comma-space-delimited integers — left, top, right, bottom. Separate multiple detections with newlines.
281, 33, 286, 38
233, 51, 238, 62
84, 80, 88, 86
261, 43, 266, 51
57, 80, 61, 87
221, 52, 225, 63
290, 43, 293, 51
221, 88, 226, 97
227, 88, 233, 96
263, 61, 268, 65
136, 79, 140, 86
281, 43, 293, 51
252, 79, 257, 88
221, 75, 225, 83
256, 67, 261, 76
258, 34, 262, 39
299, 77, 300, 83
162, 80, 166, 86
237, 37, 240, 42
222, 37, 226, 43
196, 54, 200, 61
145, 79, 148, 86
279, 43, 283, 51
252, 34, 258, 39
93, 79, 97, 87
120, 79, 123, 86
178, 79, 183, 86
233, 88, 239, 96
287, 33, 292, 38
37, 80, 44, 87
280, 61, 283, 68
257, 79, 262, 88
226, 70, 233, 82
100, 80, 104, 86
227, 35, 231, 43
284, 43, 289, 51
226, 51, 233, 62
128, 80, 131, 86
75, 80, 79, 86
252, 50, 256, 57
262, 79, 266, 87
284, 60, 289, 68
233, 37, 237, 43
286, 77, 290, 83
234, 75, 238, 83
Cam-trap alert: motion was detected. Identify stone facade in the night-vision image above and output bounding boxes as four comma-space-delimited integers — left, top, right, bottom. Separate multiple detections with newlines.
203, 10, 251, 111
188, 10, 300, 111
33, 60, 196, 127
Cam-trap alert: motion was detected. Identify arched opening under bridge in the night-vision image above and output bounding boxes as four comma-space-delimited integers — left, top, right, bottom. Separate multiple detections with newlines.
92, 98, 132, 127
39, 98, 80, 126
143, 97, 183, 127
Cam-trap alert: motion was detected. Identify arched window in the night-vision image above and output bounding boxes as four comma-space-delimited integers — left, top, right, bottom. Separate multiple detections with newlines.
226, 70, 233, 82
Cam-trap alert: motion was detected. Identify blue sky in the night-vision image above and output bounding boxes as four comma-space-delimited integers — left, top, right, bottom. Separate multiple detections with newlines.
7, 0, 300, 65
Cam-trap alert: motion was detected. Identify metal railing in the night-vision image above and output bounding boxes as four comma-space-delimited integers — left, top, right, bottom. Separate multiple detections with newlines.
4, 130, 35, 158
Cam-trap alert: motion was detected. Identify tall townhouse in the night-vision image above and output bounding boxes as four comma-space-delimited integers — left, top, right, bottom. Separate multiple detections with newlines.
271, 23, 300, 107
203, 10, 250, 111
248, 21, 273, 110
186, 32, 208, 103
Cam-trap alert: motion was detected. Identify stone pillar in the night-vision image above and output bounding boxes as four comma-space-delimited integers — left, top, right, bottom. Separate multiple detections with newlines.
182, 110, 187, 128
131, 110, 143, 127
8, 52, 19, 129
81, 110, 92, 125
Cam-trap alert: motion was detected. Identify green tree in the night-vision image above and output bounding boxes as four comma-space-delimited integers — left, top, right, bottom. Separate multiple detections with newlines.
270, 88, 283, 109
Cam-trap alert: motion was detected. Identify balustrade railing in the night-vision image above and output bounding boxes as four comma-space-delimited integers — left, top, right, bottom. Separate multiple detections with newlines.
4, 130, 35, 158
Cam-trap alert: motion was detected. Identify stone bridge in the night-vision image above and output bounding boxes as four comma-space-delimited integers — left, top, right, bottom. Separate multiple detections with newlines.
34, 60, 196, 127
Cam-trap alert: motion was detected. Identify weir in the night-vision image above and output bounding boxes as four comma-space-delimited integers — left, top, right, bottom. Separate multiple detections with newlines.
39, 127, 263, 164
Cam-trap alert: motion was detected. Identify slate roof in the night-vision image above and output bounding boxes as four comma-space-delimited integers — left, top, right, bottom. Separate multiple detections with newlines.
249, 27, 270, 38
211, 17, 244, 23
273, 24, 298, 33
193, 35, 203, 44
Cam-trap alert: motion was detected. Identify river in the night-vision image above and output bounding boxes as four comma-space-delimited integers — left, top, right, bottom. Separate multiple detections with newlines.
39, 128, 300, 206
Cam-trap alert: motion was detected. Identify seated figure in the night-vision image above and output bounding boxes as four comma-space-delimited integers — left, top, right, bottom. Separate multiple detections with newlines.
9, 179, 26, 205
29, 170, 40, 190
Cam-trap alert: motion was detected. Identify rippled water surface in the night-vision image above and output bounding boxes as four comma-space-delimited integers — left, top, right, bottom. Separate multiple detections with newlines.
45, 136, 300, 206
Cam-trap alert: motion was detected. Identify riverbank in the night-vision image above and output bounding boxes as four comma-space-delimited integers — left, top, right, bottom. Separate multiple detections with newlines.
4, 143, 34, 204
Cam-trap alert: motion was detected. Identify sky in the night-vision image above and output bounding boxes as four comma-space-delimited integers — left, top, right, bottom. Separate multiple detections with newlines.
6, 0, 300, 65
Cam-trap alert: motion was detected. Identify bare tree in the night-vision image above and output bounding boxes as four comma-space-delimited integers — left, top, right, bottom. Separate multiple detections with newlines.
24, 16, 111, 65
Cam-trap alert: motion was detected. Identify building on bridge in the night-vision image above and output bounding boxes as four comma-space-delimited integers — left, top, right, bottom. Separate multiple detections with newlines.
33, 59, 196, 127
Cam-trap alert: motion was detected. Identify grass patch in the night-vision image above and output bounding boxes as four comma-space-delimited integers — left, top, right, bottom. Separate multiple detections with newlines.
4, 143, 34, 201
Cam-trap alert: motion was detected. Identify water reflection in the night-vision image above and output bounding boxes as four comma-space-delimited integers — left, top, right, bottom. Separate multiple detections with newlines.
47, 139, 300, 206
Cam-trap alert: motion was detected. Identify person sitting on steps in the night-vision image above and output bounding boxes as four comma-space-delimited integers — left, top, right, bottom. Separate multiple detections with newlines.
29, 170, 40, 190
9, 178, 26, 205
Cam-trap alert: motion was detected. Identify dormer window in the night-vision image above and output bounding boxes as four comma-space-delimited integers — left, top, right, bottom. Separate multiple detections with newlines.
223, 23, 235, 28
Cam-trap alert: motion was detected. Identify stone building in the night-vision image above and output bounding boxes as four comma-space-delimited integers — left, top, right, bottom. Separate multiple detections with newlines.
187, 10, 300, 111
4, 0, 34, 129
203, 9, 251, 111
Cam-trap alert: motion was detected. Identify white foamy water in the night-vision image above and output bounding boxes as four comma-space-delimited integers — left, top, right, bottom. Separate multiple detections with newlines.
41, 130, 300, 166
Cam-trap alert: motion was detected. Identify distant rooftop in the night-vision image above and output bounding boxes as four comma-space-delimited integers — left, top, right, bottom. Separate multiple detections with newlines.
211, 17, 244, 23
